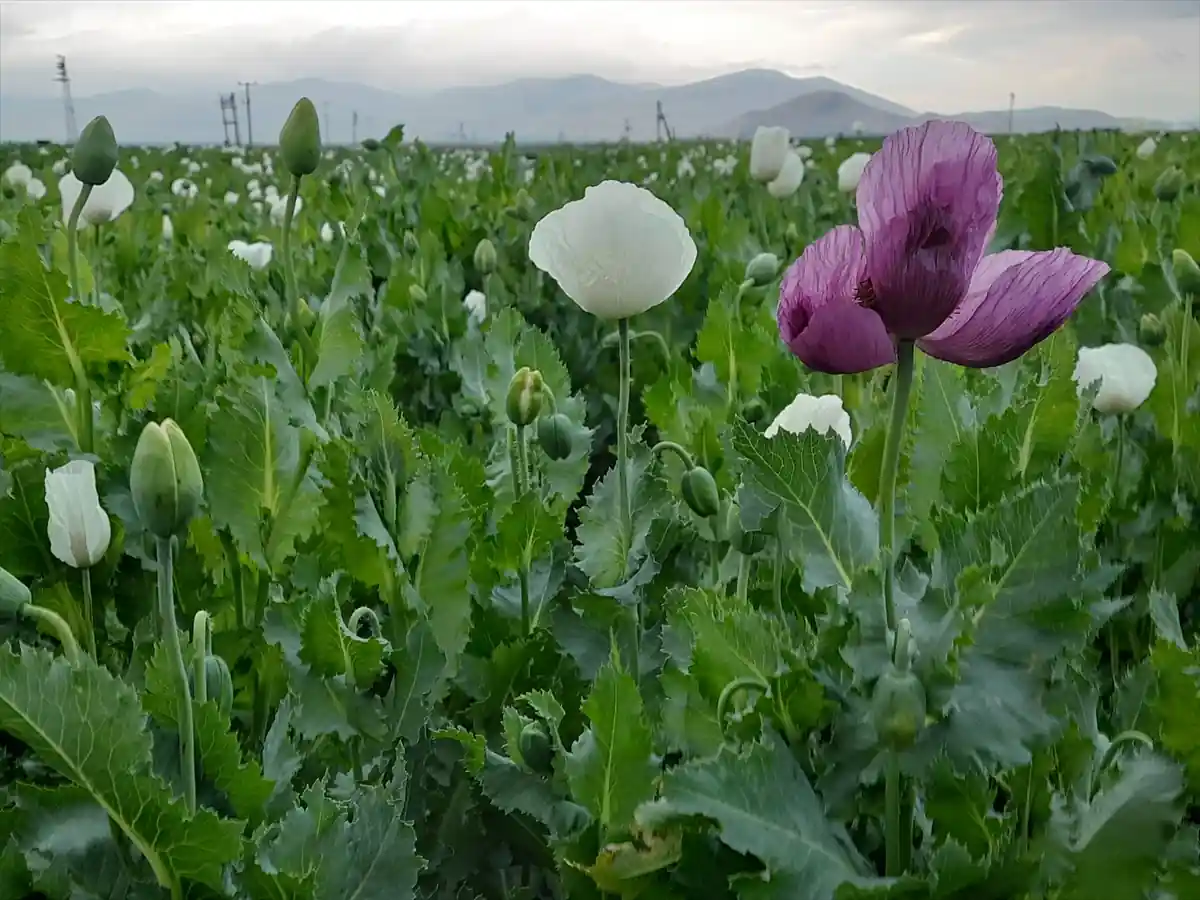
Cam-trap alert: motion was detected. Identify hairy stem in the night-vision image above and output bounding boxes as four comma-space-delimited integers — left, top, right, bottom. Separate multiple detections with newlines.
156, 537, 196, 813
879, 340, 916, 637
21, 605, 82, 665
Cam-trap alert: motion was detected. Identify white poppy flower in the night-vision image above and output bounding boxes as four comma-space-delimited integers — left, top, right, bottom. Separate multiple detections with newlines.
162, 214, 173, 242
52, 158, 69, 176
148, 170, 164, 182
1136, 138, 1156, 160
374, 185, 386, 198
837, 152, 872, 193
1073, 343, 1157, 414
24, 177, 47, 200
268, 195, 302, 224
677, 156, 695, 179
171, 177, 198, 199
767, 152, 806, 199
59, 170, 135, 227
749, 126, 790, 182
824, 135, 837, 150
4, 162, 32, 187
228, 239, 273, 270
528, 180, 697, 320
796, 144, 813, 160
463, 289, 487, 325
45, 460, 111, 569
320, 222, 334, 243
765, 393, 853, 447
224, 191, 240, 205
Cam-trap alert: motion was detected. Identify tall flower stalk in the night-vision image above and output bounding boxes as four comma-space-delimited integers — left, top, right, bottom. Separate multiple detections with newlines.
878, 340, 916, 634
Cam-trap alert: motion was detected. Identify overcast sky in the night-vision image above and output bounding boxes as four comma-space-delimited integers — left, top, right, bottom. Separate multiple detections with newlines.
2, 0, 1198, 120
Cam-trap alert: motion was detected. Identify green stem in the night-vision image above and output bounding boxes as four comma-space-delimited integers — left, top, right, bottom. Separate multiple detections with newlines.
651, 440, 694, 469
885, 754, 903, 876
710, 542, 722, 594
281, 176, 301, 323
192, 611, 211, 705
879, 340, 916, 637
616, 318, 639, 682
1113, 415, 1125, 504
221, 532, 245, 630
1095, 730, 1154, 784
65, 185, 92, 305
716, 676, 769, 737
510, 424, 534, 635
20, 605, 82, 664
736, 553, 751, 604
65, 185, 96, 454
80, 567, 96, 658
156, 537, 196, 813
772, 528, 785, 623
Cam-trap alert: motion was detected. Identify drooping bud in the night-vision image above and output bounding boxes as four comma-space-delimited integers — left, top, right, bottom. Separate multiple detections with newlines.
681, 466, 720, 518
1138, 313, 1167, 347
0, 566, 31, 617
474, 238, 497, 274
506, 367, 544, 427
1173, 248, 1200, 295
130, 419, 205, 539
72, 116, 118, 186
279, 98, 322, 178
205, 655, 234, 716
1153, 166, 1186, 203
519, 720, 554, 774
723, 502, 767, 555
744, 252, 779, 287
537, 412, 573, 460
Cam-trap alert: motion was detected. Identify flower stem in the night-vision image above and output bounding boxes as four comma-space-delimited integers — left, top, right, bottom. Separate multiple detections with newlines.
281, 176, 301, 323
772, 518, 787, 623
192, 611, 211, 706
514, 423, 533, 635
885, 754, 903, 876
736, 553, 751, 604
221, 532, 245, 630
651, 441, 694, 469
879, 340, 916, 636
1113, 415, 1125, 504
81, 568, 96, 658
21, 605, 82, 664
65, 185, 96, 454
616, 318, 638, 681
156, 537, 196, 813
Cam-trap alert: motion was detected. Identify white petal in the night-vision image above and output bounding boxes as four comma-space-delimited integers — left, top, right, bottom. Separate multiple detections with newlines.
44, 459, 110, 567
1073, 343, 1157, 413
765, 393, 852, 447
766, 152, 805, 199
528, 180, 696, 320
749, 126, 790, 182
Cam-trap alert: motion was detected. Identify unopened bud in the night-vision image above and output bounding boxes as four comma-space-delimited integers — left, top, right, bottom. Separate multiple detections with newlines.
130, 419, 205, 539
72, 116, 118, 186
1174, 249, 1200, 295
681, 466, 720, 518
744, 252, 779, 287
279, 98, 321, 178
537, 412, 573, 460
205, 655, 234, 716
1139, 313, 1167, 347
1153, 166, 1186, 203
506, 367, 544, 427
474, 238, 497, 274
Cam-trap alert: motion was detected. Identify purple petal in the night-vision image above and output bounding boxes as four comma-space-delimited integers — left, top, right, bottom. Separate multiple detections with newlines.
857, 120, 1003, 340
918, 249, 1110, 367
778, 226, 896, 374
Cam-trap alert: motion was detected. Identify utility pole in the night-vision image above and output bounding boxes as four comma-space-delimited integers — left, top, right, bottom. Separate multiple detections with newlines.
323, 102, 331, 142
55, 56, 78, 143
1008, 92, 1015, 134
238, 81, 257, 147
656, 100, 674, 142
219, 92, 241, 145
352, 110, 358, 144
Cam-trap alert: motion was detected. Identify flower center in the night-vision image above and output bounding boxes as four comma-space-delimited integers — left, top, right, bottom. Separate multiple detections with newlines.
854, 278, 877, 309
922, 224, 953, 249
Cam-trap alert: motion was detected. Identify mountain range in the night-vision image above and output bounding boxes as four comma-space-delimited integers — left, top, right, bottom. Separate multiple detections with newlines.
0, 68, 1188, 146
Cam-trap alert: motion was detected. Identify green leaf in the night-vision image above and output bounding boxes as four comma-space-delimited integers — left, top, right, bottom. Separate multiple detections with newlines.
1149, 302, 1200, 453
1150, 642, 1200, 784
733, 419, 877, 591
0, 646, 242, 892
642, 734, 868, 900
671, 586, 785, 701
193, 700, 275, 823
905, 356, 965, 531
387, 619, 446, 744
308, 235, 369, 389
300, 592, 386, 687
695, 284, 777, 401
0, 213, 131, 386
565, 649, 656, 833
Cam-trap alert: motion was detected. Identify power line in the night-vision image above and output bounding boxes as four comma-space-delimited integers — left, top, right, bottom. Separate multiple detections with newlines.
238, 81, 258, 147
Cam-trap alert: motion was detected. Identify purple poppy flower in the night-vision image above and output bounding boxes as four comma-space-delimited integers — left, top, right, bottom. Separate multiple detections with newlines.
778, 120, 1110, 373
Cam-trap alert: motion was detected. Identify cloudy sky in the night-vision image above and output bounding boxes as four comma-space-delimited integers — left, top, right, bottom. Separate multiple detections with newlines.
2, 0, 1198, 119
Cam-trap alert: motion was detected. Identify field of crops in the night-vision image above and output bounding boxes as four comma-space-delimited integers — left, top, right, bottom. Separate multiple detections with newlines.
1, 100, 1198, 900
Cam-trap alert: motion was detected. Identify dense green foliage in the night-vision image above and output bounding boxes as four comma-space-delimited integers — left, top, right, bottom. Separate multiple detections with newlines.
0, 120, 1198, 899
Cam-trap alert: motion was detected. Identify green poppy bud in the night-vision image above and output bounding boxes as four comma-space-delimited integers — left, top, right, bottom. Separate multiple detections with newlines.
681, 466, 720, 518
784, 222, 800, 246
474, 238, 498, 274
740, 397, 767, 424
1139, 313, 1167, 347
871, 662, 926, 749
130, 419, 205, 539
408, 283, 427, 304
744, 252, 779, 287
537, 412, 573, 460
723, 502, 767, 555
205, 655, 234, 716
519, 720, 554, 774
506, 367, 544, 427
1174, 249, 1200, 295
1153, 166, 1186, 203
72, 116, 118, 186
279, 97, 322, 178
361, 138, 381, 151
0, 566, 31, 617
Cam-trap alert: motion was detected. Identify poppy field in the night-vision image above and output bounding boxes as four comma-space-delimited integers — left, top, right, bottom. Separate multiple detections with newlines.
1, 101, 1198, 900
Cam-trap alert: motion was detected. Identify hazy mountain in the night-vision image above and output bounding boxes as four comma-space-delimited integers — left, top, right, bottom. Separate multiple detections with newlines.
0, 68, 1174, 146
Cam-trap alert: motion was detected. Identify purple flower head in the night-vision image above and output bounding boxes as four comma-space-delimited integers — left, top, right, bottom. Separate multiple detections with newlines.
778, 121, 1110, 374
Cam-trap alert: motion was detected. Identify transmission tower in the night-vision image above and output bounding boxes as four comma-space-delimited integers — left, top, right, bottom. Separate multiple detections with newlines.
55, 56, 78, 143
623, 118, 632, 141
656, 100, 674, 142
238, 81, 257, 147
220, 93, 241, 146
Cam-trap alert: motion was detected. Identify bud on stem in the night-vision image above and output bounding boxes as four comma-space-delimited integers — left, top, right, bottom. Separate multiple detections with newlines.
506, 367, 545, 427
131, 419, 205, 539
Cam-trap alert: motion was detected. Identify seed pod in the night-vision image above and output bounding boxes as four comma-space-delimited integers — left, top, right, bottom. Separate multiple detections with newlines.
871, 664, 927, 749
681, 466, 720, 518
279, 98, 321, 178
519, 720, 554, 774
1173, 248, 1200, 295
72, 116, 118, 186
1138, 313, 1166, 347
506, 367, 544, 427
1152, 166, 1186, 202
205, 655, 234, 716
474, 238, 498, 274
724, 502, 767, 555
537, 413, 573, 460
0, 566, 31, 617
744, 252, 779, 286
130, 419, 204, 539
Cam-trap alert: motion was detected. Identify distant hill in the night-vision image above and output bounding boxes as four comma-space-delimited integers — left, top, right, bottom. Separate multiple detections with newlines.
0, 68, 1179, 145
